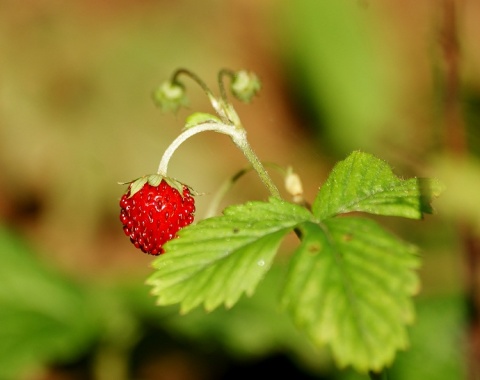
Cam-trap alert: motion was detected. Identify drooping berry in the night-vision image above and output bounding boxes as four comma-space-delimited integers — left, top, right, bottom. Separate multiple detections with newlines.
119, 176, 195, 255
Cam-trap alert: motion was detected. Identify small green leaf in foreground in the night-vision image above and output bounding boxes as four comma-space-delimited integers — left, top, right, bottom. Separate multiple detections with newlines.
281, 218, 420, 372
147, 198, 312, 313
312, 151, 444, 220
0, 226, 99, 378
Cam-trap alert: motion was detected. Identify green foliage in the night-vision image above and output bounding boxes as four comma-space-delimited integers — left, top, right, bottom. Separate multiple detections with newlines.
282, 218, 419, 372
148, 151, 441, 372
313, 151, 444, 219
0, 226, 100, 378
390, 295, 467, 380
129, 266, 327, 370
280, 0, 400, 154
147, 198, 311, 313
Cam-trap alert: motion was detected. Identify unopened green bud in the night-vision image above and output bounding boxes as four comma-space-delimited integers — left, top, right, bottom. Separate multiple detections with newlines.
230, 70, 261, 103
152, 81, 188, 112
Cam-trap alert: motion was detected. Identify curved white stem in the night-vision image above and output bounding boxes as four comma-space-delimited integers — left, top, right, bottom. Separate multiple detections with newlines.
157, 121, 281, 199
157, 122, 244, 175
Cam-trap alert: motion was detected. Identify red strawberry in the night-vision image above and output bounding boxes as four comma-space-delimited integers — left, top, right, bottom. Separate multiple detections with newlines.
119, 175, 195, 255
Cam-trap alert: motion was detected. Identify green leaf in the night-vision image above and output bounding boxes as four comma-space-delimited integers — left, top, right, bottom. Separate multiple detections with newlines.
155, 265, 326, 367
312, 151, 443, 220
184, 112, 221, 129
147, 198, 312, 313
281, 217, 420, 372
0, 226, 99, 378
145, 150, 441, 373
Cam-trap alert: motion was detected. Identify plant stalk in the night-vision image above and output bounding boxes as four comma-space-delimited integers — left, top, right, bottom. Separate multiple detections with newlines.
438, 1, 480, 378
218, 68, 236, 105
171, 68, 214, 99
157, 122, 281, 199
231, 132, 281, 198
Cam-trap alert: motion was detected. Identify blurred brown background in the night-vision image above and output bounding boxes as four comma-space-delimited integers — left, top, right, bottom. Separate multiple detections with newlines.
1, 0, 480, 379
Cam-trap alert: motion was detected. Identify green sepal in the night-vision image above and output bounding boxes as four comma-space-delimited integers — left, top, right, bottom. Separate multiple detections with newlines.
184, 112, 221, 130
119, 174, 194, 198
127, 176, 149, 198
145, 174, 163, 187
162, 176, 187, 195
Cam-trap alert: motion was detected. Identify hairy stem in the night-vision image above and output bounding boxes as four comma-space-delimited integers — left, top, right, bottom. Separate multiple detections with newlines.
218, 68, 236, 105
205, 162, 287, 218
171, 68, 229, 121
231, 133, 281, 198
171, 68, 214, 99
204, 166, 252, 218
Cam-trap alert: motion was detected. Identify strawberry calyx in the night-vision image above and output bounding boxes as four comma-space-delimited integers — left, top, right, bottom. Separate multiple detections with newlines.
119, 174, 194, 199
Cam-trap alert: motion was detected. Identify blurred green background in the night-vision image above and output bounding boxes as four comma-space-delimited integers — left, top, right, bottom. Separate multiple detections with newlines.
1, 0, 479, 379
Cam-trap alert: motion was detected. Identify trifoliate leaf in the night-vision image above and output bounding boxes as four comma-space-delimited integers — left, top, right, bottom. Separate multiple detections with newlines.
281, 217, 420, 372
147, 198, 312, 313
312, 151, 443, 220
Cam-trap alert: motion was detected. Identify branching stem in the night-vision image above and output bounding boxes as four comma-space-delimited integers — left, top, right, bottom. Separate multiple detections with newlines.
157, 122, 280, 199
157, 122, 237, 175
159, 69, 281, 199
231, 132, 281, 198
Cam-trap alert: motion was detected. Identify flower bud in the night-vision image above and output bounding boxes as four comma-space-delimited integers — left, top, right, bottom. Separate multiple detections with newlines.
152, 81, 188, 112
230, 70, 261, 103
285, 168, 305, 204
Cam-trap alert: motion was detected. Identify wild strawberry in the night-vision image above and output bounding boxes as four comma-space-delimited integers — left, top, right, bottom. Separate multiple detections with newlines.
119, 175, 195, 255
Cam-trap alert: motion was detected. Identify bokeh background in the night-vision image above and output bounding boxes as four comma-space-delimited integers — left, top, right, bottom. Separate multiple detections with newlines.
1, 0, 479, 379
